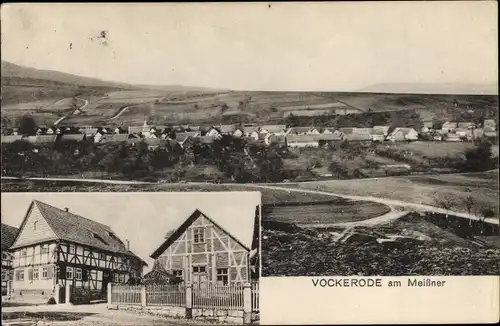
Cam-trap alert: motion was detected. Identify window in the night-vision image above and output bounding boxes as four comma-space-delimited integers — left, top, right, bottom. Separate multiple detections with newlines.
19, 270, 24, 281
2, 252, 7, 260
33, 221, 38, 230
113, 274, 119, 282
66, 267, 73, 279
99, 253, 106, 260
41, 244, 49, 254
42, 267, 48, 279
119, 274, 125, 283
21, 249, 27, 257
193, 228, 205, 243
216, 268, 229, 285
68, 245, 75, 254
75, 268, 82, 280
192, 266, 206, 273
173, 270, 183, 278
33, 268, 39, 280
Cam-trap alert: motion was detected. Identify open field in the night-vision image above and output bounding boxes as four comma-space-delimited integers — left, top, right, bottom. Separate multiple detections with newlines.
283, 170, 499, 216
262, 199, 390, 224
261, 212, 500, 276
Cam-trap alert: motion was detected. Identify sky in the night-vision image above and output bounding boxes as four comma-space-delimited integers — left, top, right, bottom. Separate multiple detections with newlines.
1, 192, 261, 271
1, 2, 497, 91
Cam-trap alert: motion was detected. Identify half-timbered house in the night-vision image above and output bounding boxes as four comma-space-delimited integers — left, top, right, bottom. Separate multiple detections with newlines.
150, 207, 259, 287
2, 223, 19, 295
9, 200, 147, 297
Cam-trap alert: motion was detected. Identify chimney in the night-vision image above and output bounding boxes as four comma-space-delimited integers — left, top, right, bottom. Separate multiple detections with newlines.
126, 239, 130, 250
64, 207, 69, 212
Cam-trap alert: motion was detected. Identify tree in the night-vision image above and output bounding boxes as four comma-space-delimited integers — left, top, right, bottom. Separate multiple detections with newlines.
19, 114, 37, 135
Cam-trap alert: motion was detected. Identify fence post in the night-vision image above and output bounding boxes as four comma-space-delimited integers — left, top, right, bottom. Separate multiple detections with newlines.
65, 283, 71, 305
185, 282, 193, 319
141, 285, 147, 309
54, 285, 60, 304
107, 283, 112, 308
243, 282, 252, 324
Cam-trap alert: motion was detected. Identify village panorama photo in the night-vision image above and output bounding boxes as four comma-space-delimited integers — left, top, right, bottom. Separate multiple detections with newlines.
1, 191, 261, 325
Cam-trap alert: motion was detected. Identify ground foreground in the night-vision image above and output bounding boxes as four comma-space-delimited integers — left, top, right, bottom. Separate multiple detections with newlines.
1, 303, 236, 325
261, 213, 500, 276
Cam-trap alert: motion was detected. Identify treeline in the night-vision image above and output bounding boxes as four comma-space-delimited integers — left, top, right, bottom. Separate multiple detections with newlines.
283, 109, 423, 130
0, 135, 287, 183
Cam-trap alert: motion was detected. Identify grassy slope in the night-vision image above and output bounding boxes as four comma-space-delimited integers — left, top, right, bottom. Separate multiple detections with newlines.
289, 170, 499, 215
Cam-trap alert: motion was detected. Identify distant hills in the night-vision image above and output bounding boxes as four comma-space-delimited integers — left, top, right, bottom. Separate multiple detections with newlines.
359, 83, 498, 95
1, 60, 226, 93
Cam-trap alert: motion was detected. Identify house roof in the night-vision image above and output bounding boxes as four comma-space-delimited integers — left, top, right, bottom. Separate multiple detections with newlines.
11, 200, 147, 265
26, 135, 57, 144
217, 125, 236, 133
268, 135, 287, 144
318, 133, 344, 141
457, 122, 474, 128
286, 134, 321, 143
60, 134, 85, 142
79, 128, 98, 135
150, 209, 257, 259
344, 133, 372, 141
1, 223, 19, 250
128, 126, 143, 134
422, 122, 434, 128
101, 134, 129, 143
259, 125, 287, 133
389, 128, 417, 136
175, 132, 199, 140
1, 135, 24, 143
195, 136, 215, 144
289, 127, 313, 134
145, 138, 161, 146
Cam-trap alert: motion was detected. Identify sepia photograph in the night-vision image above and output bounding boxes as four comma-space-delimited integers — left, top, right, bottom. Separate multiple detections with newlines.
1, 192, 261, 325
0, 1, 499, 325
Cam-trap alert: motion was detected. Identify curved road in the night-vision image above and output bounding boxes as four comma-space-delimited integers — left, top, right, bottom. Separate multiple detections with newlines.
108, 105, 131, 120
53, 97, 89, 126
2, 176, 497, 226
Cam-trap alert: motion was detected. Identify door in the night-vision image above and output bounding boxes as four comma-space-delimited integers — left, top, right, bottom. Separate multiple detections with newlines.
101, 271, 112, 297
192, 273, 208, 289
59, 285, 66, 303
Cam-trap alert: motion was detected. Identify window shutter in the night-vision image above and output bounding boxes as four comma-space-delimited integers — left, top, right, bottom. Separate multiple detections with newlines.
28, 268, 33, 280
82, 269, 88, 282
48, 266, 54, 279
59, 265, 66, 279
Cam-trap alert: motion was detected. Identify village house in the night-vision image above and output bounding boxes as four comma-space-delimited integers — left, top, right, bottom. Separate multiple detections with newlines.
2, 223, 19, 296
370, 129, 386, 142
258, 125, 287, 136
205, 127, 223, 139
25, 135, 57, 145
484, 126, 497, 138
387, 128, 419, 142
78, 128, 98, 138
1, 135, 24, 144
373, 126, 390, 137
286, 134, 321, 148
457, 122, 475, 129
9, 200, 146, 300
100, 134, 129, 144
441, 121, 458, 133
317, 133, 345, 148
420, 122, 434, 133
287, 127, 320, 135
128, 126, 143, 136
150, 208, 259, 286
484, 119, 496, 129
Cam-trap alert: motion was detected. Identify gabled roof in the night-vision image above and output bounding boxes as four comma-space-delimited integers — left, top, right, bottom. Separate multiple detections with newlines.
60, 134, 85, 142
389, 127, 417, 136
1, 135, 24, 143
258, 125, 287, 133
289, 127, 313, 134
11, 200, 147, 265
175, 132, 200, 140
1, 223, 19, 251
318, 133, 344, 141
150, 209, 256, 259
344, 133, 372, 141
195, 136, 216, 144
286, 134, 321, 143
128, 126, 143, 134
101, 134, 129, 143
25, 135, 57, 144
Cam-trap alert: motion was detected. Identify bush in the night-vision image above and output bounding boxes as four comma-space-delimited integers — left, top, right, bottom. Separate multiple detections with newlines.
47, 297, 57, 305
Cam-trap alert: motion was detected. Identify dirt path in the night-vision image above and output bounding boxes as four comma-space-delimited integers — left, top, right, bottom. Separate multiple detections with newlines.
53, 98, 89, 126
107, 105, 132, 120
2, 177, 497, 226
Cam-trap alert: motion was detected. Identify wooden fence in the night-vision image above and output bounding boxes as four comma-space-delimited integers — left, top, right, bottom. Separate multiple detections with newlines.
192, 283, 244, 310
108, 281, 260, 317
110, 284, 142, 305
146, 284, 185, 306
251, 281, 259, 312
